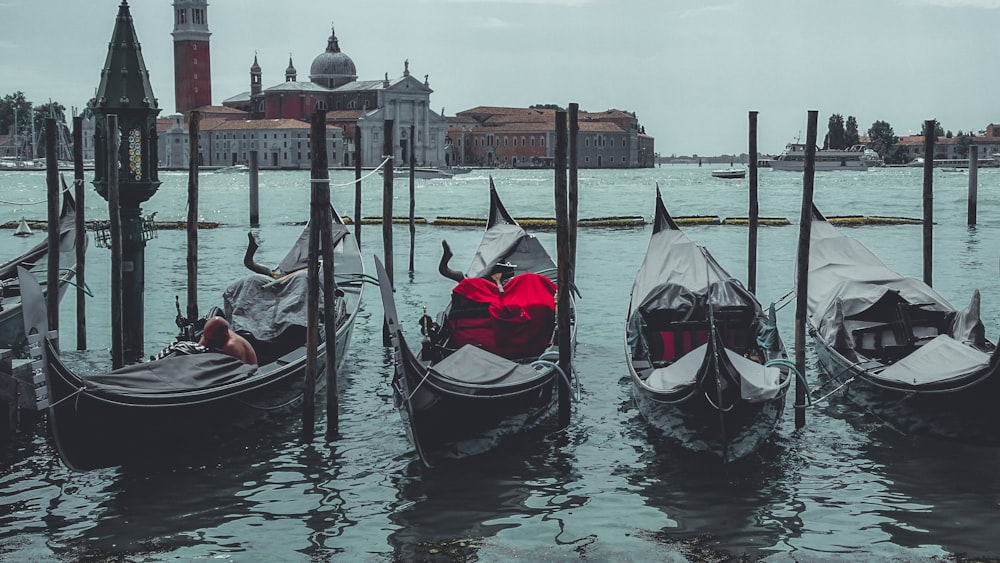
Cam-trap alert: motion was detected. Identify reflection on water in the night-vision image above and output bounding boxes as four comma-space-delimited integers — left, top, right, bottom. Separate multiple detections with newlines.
2, 167, 1000, 560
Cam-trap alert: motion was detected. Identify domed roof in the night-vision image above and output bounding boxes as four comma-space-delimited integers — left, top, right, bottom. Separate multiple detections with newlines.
309, 25, 357, 89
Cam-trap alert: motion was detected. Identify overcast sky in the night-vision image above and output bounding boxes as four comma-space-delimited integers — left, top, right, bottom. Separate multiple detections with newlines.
2, 0, 996, 156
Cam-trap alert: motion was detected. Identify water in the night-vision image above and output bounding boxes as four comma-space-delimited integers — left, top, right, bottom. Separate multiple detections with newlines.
2, 166, 1000, 560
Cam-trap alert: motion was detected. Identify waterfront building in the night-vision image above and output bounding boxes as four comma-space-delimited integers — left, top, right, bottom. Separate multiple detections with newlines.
445, 107, 655, 168
893, 123, 1000, 162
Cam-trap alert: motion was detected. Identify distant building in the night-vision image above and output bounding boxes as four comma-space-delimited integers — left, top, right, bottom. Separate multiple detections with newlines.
445, 107, 654, 168
893, 123, 1000, 161
222, 27, 448, 168
172, 0, 212, 114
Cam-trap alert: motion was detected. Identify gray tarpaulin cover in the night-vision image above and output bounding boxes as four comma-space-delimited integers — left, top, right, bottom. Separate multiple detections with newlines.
807, 217, 989, 383
83, 353, 257, 394
430, 344, 544, 385
465, 224, 555, 279
628, 225, 758, 320
646, 340, 783, 401
225, 224, 350, 342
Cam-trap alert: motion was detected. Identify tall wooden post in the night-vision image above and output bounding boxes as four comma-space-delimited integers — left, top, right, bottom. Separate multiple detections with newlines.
568, 103, 579, 284
382, 120, 394, 284
748, 110, 759, 294
73, 115, 86, 350
409, 124, 416, 274
554, 110, 572, 428
107, 115, 124, 370
45, 119, 60, 346
249, 149, 260, 228
968, 145, 978, 226
186, 111, 200, 324
354, 125, 362, 247
794, 110, 818, 430
303, 111, 330, 439
922, 119, 935, 287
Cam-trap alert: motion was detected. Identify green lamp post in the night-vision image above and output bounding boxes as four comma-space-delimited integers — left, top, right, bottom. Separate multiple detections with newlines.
89, 0, 161, 362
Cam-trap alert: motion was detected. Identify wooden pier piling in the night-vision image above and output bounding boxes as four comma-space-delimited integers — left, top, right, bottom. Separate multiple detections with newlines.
186, 111, 201, 324
554, 110, 572, 428
107, 115, 124, 370
968, 145, 978, 226
382, 120, 394, 346
922, 119, 935, 287
45, 119, 60, 347
354, 126, 362, 247
249, 149, 260, 228
409, 125, 416, 275
568, 103, 579, 284
793, 110, 819, 429
748, 110, 759, 295
73, 115, 86, 350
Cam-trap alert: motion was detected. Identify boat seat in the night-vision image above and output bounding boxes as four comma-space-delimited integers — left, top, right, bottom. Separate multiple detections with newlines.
644, 321, 710, 364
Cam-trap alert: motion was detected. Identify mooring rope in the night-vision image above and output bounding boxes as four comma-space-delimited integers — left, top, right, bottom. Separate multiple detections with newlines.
324, 156, 393, 187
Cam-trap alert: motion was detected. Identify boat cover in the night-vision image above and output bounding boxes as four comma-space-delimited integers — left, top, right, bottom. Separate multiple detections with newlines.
876, 334, 990, 386
807, 218, 983, 347
449, 272, 556, 359
80, 352, 257, 395
465, 225, 555, 279
223, 271, 319, 343
646, 343, 783, 401
430, 343, 544, 386
629, 225, 758, 320
275, 220, 349, 275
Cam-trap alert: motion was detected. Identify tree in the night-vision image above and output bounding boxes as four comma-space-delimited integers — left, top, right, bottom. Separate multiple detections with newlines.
845, 116, 860, 147
920, 120, 944, 141
825, 114, 845, 149
955, 132, 973, 158
867, 120, 897, 160
529, 104, 562, 111
0, 91, 30, 136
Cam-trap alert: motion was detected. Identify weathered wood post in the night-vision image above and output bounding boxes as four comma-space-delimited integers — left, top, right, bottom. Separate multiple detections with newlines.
794, 110, 818, 429
748, 110, 759, 294
922, 119, 935, 287
107, 115, 124, 370
568, 103, 579, 284
382, 120, 394, 346
354, 125, 362, 247
186, 111, 200, 324
249, 149, 260, 228
73, 115, 86, 350
409, 124, 416, 275
968, 145, 978, 226
554, 110, 572, 428
303, 110, 328, 438
45, 118, 60, 345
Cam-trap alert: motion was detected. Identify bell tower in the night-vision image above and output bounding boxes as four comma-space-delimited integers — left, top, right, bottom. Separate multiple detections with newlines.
172, 0, 212, 113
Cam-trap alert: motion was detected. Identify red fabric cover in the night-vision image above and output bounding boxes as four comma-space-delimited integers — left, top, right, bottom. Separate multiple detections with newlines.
657, 331, 677, 362
449, 273, 557, 359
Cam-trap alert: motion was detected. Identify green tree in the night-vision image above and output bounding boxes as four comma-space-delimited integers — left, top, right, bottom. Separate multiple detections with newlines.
529, 104, 562, 111
824, 113, 845, 149
955, 132, 973, 158
0, 91, 30, 136
845, 116, 860, 147
867, 120, 897, 159
886, 145, 909, 165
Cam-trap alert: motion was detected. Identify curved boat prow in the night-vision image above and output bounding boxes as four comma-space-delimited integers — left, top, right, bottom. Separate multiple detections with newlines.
488, 177, 517, 227
16, 266, 48, 340
653, 183, 680, 233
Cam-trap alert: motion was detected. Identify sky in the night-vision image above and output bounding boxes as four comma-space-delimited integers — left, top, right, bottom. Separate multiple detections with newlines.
2, 0, 998, 156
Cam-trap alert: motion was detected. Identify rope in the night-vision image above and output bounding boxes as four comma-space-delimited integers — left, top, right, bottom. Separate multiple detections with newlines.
47, 385, 87, 409
531, 358, 580, 402
0, 184, 71, 206
326, 156, 393, 187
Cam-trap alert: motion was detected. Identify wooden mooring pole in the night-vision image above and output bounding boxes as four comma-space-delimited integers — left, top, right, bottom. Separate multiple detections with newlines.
922, 119, 935, 287
748, 110, 759, 295
409, 125, 416, 275
312, 111, 340, 439
45, 119, 60, 347
554, 110, 572, 428
382, 120, 394, 346
793, 110, 818, 430
73, 115, 86, 350
968, 145, 978, 226
249, 149, 260, 228
186, 111, 200, 324
107, 115, 124, 370
568, 103, 579, 284
354, 125, 362, 247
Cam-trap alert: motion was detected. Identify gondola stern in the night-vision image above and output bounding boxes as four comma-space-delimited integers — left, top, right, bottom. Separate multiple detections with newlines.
652, 186, 680, 234
488, 178, 517, 228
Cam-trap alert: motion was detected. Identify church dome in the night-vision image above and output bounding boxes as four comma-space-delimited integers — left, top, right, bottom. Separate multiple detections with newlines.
309, 25, 357, 89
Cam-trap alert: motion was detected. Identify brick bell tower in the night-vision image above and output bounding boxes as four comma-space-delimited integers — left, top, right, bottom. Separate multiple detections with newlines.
172, 0, 212, 114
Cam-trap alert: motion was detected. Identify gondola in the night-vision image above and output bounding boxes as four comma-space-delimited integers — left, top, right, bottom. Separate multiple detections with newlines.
375, 181, 576, 467
0, 190, 84, 356
20, 207, 366, 471
626, 187, 791, 462
805, 206, 1000, 444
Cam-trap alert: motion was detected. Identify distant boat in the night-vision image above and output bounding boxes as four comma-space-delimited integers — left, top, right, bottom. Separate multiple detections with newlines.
13, 218, 32, 237
213, 164, 249, 174
770, 142, 873, 172
905, 157, 999, 169
379, 167, 455, 180
711, 168, 746, 179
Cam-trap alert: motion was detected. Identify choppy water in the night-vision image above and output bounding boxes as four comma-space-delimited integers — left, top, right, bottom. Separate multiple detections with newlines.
2, 165, 1000, 561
